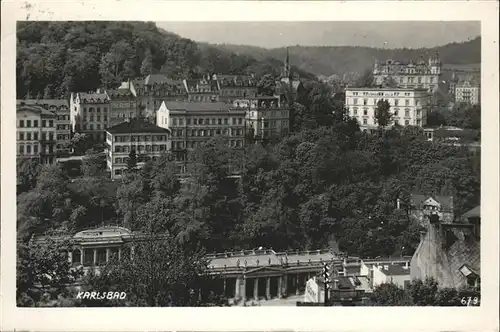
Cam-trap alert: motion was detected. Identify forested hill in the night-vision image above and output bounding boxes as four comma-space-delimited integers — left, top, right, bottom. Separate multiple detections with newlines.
213, 37, 481, 77
16, 22, 316, 99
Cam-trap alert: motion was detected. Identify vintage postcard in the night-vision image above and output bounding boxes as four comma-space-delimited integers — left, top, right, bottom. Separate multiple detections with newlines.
1, 1, 499, 332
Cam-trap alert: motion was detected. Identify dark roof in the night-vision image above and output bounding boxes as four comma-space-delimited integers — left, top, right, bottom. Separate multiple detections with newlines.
144, 74, 180, 86
380, 265, 411, 276
79, 92, 109, 103
165, 101, 232, 112
106, 118, 170, 134
17, 99, 69, 108
17, 105, 56, 117
106, 88, 135, 99
462, 205, 480, 219
410, 193, 453, 212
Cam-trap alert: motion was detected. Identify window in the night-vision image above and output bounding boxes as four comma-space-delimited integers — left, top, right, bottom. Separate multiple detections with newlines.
26, 120, 32, 128
97, 249, 107, 265
416, 110, 421, 116
26, 145, 31, 154
363, 119, 367, 125
416, 119, 421, 126
42, 120, 46, 127
363, 109, 368, 116
83, 249, 94, 266
418, 77, 422, 84
19, 145, 24, 154
394, 99, 399, 106
19, 132, 24, 140
19, 120, 24, 128
218, 118, 222, 125
405, 120, 410, 125
193, 118, 198, 125
238, 118, 243, 125
72, 250, 82, 265
173, 118, 178, 126
363, 99, 368, 106
33, 120, 39, 127
405, 99, 410, 106
405, 110, 410, 117
211, 118, 216, 125
27, 132, 31, 140
49, 120, 54, 127
353, 98, 358, 105
224, 118, 228, 125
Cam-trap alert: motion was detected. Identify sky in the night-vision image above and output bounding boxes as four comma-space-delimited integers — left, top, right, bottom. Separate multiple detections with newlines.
156, 21, 480, 49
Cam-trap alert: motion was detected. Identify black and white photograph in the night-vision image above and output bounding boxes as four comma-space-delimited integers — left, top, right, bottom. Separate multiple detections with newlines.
1, 1, 499, 331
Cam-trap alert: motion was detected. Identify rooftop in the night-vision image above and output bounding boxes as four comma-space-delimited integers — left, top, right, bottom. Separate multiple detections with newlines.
164, 101, 233, 112
106, 118, 171, 134
346, 87, 429, 92
462, 205, 480, 220
410, 193, 453, 212
17, 105, 56, 117
379, 265, 411, 276
17, 99, 69, 109
78, 92, 110, 103
144, 74, 181, 86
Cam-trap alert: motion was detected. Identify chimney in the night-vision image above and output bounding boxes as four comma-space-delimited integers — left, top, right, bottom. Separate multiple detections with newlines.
396, 198, 401, 210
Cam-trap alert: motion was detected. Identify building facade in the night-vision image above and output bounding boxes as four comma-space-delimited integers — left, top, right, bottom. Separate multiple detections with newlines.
373, 54, 442, 93
409, 193, 454, 224
454, 77, 480, 105
105, 118, 171, 179
106, 83, 139, 127
243, 95, 290, 141
156, 101, 246, 174
16, 105, 57, 163
206, 248, 339, 301
183, 75, 220, 103
214, 74, 258, 104
70, 92, 111, 141
345, 87, 430, 130
17, 99, 71, 156
133, 74, 187, 123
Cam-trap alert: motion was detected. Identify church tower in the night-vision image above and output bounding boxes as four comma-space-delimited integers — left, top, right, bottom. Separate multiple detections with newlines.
281, 48, 292, 79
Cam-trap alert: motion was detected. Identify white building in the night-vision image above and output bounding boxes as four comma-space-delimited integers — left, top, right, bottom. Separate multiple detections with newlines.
455, 79, 480, 105
345, 87, 431, 130
360, 261, 411, 289
105, 118, 171, 179
70, 91, 111, 141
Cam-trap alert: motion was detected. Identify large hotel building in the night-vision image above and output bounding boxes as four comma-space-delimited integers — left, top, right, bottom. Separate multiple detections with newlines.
345, 87, 430, 130
373, 54, 442, 93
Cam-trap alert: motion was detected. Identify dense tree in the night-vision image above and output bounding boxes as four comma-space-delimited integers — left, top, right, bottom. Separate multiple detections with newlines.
17, 238, 83, 306
140, 48, 154, 76
127, 149, 138, 172
374, 99, 393, 127
17, 158, 41, 194
355, 68, 375, 88
81, 150, 105, 177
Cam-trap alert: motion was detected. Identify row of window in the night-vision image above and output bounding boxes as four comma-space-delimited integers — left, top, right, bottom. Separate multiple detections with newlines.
189, 95, 218, 102
184, 139, 243, 149
57, 124, 71, 130
249, 110, 288, 118
169, 116, 245, 127
18, 119, 54, 128
82, 107, 108, 113
357, 118, 421, 126
351, 98, 418, 107
70, 248, 120, 266
83, 115, 108, 122
18, 132, 54, 141
351, 108, 421, 117
57, 134, 70, 141
171, 128, 244, 137
18, 144, 53, 154
57, 115, 70, 121
114, 145, 168, 153
220, 90, 257, 97
113, 135, 168, 142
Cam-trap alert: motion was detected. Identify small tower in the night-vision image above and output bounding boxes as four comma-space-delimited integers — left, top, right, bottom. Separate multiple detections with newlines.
281, 47, 292, 79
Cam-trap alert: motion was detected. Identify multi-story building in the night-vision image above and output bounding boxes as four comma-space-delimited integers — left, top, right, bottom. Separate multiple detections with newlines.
214, 74, 258, 104
16, 104, 57, 163
132, 74, 187, 123
183, 75, 220, 103
454, 75, 480, 105
243, 95, 290, 141
156, 101, 247, 173
105, 118, 171, 180
345, 87, 430, 130
17, 99, 71, 156
106, 82, 139, 127
70, 91, 111, 141
373, 54, 442, 93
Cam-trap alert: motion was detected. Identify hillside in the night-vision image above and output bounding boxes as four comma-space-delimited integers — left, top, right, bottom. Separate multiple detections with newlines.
214, 37, 481, 77
16, 22, 315, 99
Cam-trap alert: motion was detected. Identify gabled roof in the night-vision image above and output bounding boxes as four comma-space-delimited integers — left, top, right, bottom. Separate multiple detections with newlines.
410, 193, 453, 212
78, 92, 110, 103
144, 74, 181, 86
462, 205, 480, 219
106, 118, 170, 134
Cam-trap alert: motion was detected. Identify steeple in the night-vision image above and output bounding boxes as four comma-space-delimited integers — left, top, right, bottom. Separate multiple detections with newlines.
282, 47, 292, 79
